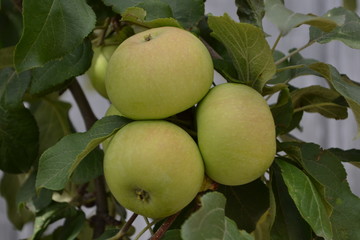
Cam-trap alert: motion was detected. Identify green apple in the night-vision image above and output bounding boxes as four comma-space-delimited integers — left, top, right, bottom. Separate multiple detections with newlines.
106, 26, 214, 120
103, 120, 205, 219
196, 83, 276, 186
87, 45, 117, 98
101, 105, 123, 152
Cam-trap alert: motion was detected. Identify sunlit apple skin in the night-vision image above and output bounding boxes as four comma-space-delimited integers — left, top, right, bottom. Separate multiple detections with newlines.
196, 83, 276, 186
87, 45, 117, 98
103, 120, 205, 219
106, 26, 213, 120
101, 105, 123, 152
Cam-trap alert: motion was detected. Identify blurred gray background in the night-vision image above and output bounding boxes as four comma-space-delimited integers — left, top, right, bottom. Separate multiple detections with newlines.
1, 0, 360, 239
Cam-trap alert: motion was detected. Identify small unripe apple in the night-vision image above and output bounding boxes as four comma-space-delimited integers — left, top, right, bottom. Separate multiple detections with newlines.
103, 120, 204, 219
87, 45, 117, 98
106, 26, 214, 120
196, 83, 276, 186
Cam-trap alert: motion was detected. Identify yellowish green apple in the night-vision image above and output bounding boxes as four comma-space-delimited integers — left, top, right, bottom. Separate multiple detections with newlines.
106, 26, 214, 120
103, 120, 204, 219
87, 45, 117, 98
196, 83, 276, 186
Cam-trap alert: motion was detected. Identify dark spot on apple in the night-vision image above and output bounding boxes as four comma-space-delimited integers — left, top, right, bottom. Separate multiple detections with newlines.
144, 34, 152, 42
135, 188, 150, 202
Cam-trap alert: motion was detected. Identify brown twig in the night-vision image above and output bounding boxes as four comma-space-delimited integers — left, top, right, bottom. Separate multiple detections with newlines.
68, 79, 110, 238
150, 212, 181, 240
110, 212, 139, 240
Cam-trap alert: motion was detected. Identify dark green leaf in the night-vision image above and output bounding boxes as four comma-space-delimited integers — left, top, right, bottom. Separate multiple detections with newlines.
29, 39, 93, 96
0, 46, 15, 69
52, 211, 86, 240
309, 63, 360, 135
137, 0, 173, 20
0, 0, 23, 48
310, 7, 360, 49
163, 0, 204, 28
0, 173, 34, 229
283, 142, 360, 240
213, 59, 238, 83
0, 107, 39, 173
16, 172, 53, 212
235, 0, 265, 28
328, 148, 360, 163
291, 85, 348, 119
208, 14, 276, 92
36, 115, 132, 191
270, 88, 294, 135
276, 159, 333, 239
162, 229, 182, 240
271, 165, 313, 240
14, 0, 96, 72
121, 7, 182, 29
0, 67, 31, 108
104, 0, 204, 28
181, 191, 253, 240
30, 94, 72, 154
71, 148, 104, 184
30, 202, 81, 240
265, 0, 338, 35
217, 179, 269, 232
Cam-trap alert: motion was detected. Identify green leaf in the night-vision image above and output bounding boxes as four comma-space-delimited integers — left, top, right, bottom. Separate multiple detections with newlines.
0, 67, 31, 108
217, 179, 269, 232
265, 0, 338, 35
30, 94, 72, 154
104, 0, 204, 28
71, 148, 104, 184
343, 0, 357, 11
283, 143, 360, 240
0, 0, 23, 48
36, 115, 132, 191
0, 46, 15, 69
30, 202, 82, 240
162, 229, 182, 240
0, 173, 34, 230
16, 172, 53, 212
121, 7, 182, 29
276, 159, 333, 240
52, 211, 86, 240
270, 88, 295, 135
310, 7, 360, 49
208, 14, 276, 92
271, 165, 313, 240
14, 0, 95, 72
181, 191, 253, 240
163, 0, 204, 29
291, 85, 348, 119
29, 39, 93, 96
328, 148, 360, 164
309, 62, 360, 135
235, 0, 265, 28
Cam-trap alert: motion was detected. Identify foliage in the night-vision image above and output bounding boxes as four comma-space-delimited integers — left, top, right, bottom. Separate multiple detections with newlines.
1, 0, 360, 239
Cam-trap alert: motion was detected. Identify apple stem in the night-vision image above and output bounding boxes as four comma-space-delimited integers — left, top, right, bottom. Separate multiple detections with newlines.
150, 211, 181, 240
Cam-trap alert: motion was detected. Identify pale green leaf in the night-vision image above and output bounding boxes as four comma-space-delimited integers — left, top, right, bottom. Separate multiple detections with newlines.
14, 0, 96, 72
310, 7, 360, 49
208, 14, 276, 92
309, 62, 360, 135
181, 191, 252, 240
35, 116, 132, 191
265, 0, 338, 35
276, 159, 333, 240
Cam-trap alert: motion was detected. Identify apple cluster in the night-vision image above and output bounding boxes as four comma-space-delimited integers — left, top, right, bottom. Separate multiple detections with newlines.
88, 27, 276, 219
